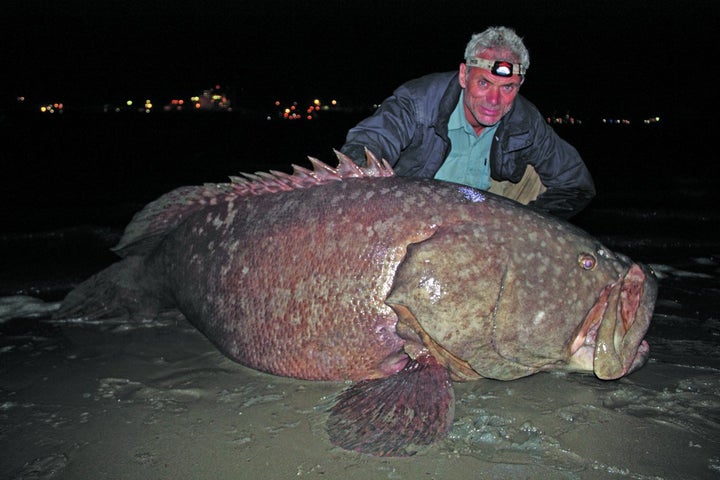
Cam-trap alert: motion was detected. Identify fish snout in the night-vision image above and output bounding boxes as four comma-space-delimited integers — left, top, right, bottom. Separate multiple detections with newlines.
569, 263, 657, 379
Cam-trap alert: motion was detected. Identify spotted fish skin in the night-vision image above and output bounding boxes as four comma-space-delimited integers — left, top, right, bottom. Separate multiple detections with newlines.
55, 152, 656, 455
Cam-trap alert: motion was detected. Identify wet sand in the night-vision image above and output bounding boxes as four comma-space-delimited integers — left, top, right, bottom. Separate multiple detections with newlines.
2, 255, 718, 480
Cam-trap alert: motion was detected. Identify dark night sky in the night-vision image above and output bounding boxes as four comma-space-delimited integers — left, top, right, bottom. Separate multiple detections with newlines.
2, 0, 718, 121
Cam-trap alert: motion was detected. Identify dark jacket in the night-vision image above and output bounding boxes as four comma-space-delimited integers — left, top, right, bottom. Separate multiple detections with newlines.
341, 72, 595, 218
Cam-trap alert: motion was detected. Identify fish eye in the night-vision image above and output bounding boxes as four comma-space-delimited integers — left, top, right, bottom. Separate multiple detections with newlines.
578, 253, 597, 270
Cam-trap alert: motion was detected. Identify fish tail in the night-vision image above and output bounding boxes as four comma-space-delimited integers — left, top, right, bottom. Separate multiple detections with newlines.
53, 257, 165, 321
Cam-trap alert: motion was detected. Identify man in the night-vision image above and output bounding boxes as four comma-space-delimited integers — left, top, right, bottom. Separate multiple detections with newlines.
340, 26, 595, 219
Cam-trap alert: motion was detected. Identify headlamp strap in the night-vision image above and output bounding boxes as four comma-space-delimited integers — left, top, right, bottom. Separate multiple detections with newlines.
466, 57, 526, 77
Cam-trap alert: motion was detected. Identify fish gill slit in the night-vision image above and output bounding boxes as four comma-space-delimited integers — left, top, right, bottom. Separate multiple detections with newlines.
490, 265, 508, 354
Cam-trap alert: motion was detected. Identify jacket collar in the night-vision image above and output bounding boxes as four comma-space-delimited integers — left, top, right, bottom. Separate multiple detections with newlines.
432, 73, 462, 141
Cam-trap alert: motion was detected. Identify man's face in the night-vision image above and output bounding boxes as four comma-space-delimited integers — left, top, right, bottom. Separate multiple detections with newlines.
459, 49, 524, 129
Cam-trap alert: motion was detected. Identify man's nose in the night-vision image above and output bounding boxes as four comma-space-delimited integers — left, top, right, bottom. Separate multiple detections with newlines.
485, 86, 501, 105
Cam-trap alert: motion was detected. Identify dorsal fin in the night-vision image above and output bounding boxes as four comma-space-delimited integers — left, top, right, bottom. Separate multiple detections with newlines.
226, 148, 392, 195
113, 149, 393, 257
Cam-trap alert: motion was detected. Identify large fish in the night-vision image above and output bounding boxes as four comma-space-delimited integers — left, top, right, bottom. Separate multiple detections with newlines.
56, 151, 657, 456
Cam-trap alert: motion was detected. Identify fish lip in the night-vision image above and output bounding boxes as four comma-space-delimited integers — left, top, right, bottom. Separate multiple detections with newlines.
570, 263, 657, 379
594, 263, 657, 379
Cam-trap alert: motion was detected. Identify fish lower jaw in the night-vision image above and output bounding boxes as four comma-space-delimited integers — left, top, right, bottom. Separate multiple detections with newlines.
625, 339, 650, 375
565, 344, 596, 373
567, 336, 649, 380
566, 339, 642, 378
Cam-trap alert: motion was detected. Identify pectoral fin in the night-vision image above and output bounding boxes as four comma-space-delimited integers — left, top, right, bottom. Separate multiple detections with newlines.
326, 353, 454, 456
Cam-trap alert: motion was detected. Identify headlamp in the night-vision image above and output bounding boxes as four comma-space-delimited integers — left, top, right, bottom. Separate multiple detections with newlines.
466, 57, 526, 77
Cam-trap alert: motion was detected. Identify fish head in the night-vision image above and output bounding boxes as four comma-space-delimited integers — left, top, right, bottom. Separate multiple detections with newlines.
387, 198, 657, 382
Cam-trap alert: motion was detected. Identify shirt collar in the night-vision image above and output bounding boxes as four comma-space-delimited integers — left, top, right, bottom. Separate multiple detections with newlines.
448, 96, 475, 135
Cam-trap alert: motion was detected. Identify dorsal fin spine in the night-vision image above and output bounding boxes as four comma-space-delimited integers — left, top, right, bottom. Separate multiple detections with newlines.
227, 149, 394, 198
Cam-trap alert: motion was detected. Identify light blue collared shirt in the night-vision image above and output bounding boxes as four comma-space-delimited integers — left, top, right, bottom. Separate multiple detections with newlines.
434, 97, 497, 191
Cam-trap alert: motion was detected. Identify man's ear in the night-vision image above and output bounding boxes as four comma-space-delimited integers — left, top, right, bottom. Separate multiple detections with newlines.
458, 63, 467, 89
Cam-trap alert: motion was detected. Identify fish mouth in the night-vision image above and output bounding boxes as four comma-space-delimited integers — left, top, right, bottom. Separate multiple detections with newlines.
568, 263, 657, 379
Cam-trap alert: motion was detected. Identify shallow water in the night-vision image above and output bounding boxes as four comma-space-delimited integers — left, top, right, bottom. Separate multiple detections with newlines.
1, 114, 719, 479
